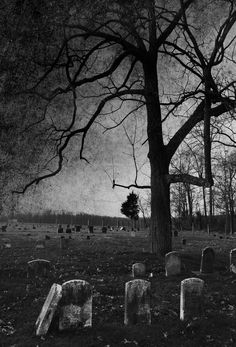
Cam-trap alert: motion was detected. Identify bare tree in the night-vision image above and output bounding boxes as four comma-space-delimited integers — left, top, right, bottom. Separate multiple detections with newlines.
2, 0, 236, 255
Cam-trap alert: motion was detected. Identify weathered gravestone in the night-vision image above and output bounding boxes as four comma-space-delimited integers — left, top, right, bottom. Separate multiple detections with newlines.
102, 226, 107, 234
35, 283, 62, 336
59, 280, 92, 330
132, 263, 146, 278
200, 247, 215, 273
57, 225, 63, 233
180, 278, 204, 321
35, 240, 45, 249
60, 237, 69, 250
230, 248, 236, 274
165, 251, 181, 276
124, 279, 151, 325
131, 231, 136, 237
66, 225, 72, 234
27, 259, 51, 278
88, 226, 94, 233
75, 225, 81, 232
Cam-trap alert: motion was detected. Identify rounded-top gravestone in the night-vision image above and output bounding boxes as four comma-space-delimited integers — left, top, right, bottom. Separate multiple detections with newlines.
132, 263, 146, 278
59, 279, 92, 330
180, 278, 204, 321
165, 251, 181, 276
124, 279, 151, 325
200, 247, 215, 273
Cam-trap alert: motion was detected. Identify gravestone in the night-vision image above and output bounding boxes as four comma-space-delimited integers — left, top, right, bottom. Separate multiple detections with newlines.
28, 259, 51, 278
124, 279, 151, 325
200, 247, 215, 273
230, 248, 236, 274
88, 226, 94, 233
66, 225, 72, 234
165, 251, 181, 276
35, 283, 62, 336
102, 226, 107, 234
59, 280, 92, 330
132, 263, 146, 278
131, 231, 136, 237
60, 237, 69, 250
57, 225, 63, 233
180, 278, 204, 321
75, 225, 81, 232
35, 240, 45, 249
182, 239, 186, 245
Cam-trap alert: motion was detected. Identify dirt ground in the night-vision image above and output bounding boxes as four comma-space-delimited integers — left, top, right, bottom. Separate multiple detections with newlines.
1, 224, 236, 347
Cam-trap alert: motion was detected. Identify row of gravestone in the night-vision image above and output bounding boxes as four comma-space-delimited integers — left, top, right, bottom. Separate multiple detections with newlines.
35, 277, 205, 337
31, 246, 236, 337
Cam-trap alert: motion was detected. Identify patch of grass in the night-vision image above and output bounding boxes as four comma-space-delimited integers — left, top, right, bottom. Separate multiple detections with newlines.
0, 228, 236, 346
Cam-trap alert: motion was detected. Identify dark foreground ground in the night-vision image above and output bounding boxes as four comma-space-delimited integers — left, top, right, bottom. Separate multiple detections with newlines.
0, 225, 236, 347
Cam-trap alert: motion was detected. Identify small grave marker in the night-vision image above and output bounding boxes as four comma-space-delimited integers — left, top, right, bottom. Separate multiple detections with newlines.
59, 279, 92, 330
75, 225, 81, 232
132, 263, 146, 278
180, 278, 204, 321
200, 247, 215, 273
124, 279, 151, 325
102, 226, 107, 234
165, 251, 181, 276
88, 226, 94, 233
131, 231, 136, 237
66, 225, 72, 234
57, 225, 63, 233
35, 283, 62, 336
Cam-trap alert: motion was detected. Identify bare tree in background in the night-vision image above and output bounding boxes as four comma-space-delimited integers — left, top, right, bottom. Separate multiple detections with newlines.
1, 0, 236, 255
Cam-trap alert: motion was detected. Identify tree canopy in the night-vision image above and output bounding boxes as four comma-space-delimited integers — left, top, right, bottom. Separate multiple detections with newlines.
121, 191, 139, 221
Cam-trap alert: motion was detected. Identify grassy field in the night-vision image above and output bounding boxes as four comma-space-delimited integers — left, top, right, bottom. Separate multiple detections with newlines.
0, 224, 236, 346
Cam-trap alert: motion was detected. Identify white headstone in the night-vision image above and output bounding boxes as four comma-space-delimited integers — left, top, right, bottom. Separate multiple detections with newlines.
180, 278, 204, 321
132, 263, 146, 278
165, 251, 181, 276
35, 283, 62, 336
124, 279, 151, 325
59, 280, 92, 330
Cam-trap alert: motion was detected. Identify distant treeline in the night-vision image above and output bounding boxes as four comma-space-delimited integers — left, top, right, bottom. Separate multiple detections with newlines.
2, 210, 149, 228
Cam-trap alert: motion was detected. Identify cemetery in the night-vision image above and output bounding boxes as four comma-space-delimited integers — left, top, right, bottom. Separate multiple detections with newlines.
1, 224, 236, 346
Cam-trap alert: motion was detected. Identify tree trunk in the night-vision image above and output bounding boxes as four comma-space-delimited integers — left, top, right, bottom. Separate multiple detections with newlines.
144, 61, 172, 256
150, 167, 172, 255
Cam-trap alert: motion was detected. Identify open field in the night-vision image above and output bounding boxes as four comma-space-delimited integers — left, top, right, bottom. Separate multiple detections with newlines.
1, 224, 236, 346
